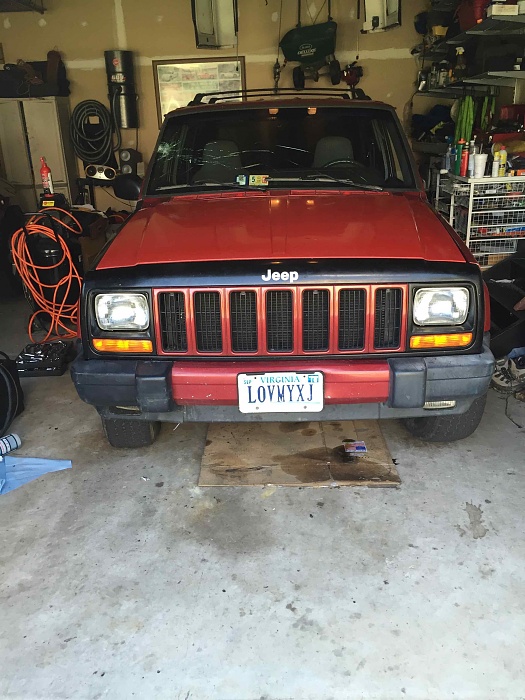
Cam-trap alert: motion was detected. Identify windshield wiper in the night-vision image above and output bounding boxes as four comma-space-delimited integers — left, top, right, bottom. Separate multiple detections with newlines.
299, 174, 383, 191
157, 180, 266, 192
156, 176, 383, 194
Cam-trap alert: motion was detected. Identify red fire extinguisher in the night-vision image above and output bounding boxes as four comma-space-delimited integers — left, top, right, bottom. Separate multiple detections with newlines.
40, 157, 54, 194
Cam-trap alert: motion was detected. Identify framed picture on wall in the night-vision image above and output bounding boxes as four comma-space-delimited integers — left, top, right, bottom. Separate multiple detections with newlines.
153, 56, 246, 127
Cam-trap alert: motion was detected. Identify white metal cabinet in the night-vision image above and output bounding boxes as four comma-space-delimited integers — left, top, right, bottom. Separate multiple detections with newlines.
0, 97, 78, 211
0, 100, 36, 210
24, 99, 67, 183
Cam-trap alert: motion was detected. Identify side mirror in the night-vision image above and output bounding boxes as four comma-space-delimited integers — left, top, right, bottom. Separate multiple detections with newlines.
113, 174, 143, 201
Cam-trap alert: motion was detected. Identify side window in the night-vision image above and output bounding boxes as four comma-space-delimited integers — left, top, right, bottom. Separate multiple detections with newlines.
385, 131, 404, 181
372, 119, 405, 183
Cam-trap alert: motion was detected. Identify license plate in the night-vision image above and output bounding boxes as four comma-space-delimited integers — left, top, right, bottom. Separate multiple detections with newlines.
237, 371, 324, 414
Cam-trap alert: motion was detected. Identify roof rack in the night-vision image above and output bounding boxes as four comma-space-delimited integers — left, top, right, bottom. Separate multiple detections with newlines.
188, 87, 356, 105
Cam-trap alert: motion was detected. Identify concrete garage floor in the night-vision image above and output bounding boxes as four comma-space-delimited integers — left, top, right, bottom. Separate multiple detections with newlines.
1, 298, 525, 700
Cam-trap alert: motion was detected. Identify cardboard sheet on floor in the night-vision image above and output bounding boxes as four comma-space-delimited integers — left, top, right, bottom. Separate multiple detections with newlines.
198, 420, 400, 487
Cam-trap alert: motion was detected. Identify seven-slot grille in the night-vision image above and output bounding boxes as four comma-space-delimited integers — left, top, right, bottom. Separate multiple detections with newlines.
158, 287, 403, 354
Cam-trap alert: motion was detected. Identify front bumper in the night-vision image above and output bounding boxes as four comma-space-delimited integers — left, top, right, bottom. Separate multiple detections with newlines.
71, 340, 494, 423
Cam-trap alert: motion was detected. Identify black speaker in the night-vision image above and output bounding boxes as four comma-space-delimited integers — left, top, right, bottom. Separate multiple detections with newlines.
118, 148, 142, 176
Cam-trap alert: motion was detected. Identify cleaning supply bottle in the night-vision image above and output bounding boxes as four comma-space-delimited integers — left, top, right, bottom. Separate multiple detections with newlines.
39, 157, 54, 194
455, 139, 466, 175
498, 146, 507, 177
468, 140, 476, 178
460, 145, 469, 176
450, 144, 457, 173
453, 47, 467, 82
438, 60, 449, 87
430, 62, 439, 89
492, 151, 501, 177
442, 143, 452, 173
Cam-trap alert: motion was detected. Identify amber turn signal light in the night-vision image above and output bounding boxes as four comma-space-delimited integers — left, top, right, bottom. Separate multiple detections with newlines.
410, 333, 473, 349
93, 338, 153, 353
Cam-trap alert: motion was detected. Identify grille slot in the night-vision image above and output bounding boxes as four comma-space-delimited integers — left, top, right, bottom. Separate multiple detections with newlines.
230, 291, 258, 352
194, 291, 223, 352
338, 289, 366, 350
266, 290, 293, 352
159, 292, 187, 352
303, 289, 329, 351
374, 288, 402, 349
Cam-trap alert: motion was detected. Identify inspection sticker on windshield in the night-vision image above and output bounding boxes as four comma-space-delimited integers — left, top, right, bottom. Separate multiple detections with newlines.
237, 371, 324, 413
236, 174, 269, 187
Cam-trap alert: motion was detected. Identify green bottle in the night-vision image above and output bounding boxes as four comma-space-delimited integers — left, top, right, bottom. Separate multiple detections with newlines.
455, 139, 466, 175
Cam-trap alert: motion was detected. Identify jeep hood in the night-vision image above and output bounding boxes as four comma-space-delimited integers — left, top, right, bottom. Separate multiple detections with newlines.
97, 191, 466, 270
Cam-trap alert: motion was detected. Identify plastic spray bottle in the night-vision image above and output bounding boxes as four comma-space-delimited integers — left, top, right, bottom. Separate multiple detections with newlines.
492, 151, 501, 178
442, 138, 453, 173
498, 146, 507, 177
443, 144, 452, 173
467, 140, 476, 178
460, 145, 469, 176
455, 139, 466, 175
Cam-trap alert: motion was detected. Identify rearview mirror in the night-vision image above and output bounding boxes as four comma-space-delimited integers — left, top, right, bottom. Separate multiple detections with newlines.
113, 174, 143, 201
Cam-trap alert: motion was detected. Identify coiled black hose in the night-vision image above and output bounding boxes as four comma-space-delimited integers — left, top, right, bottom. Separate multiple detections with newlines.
69, 99, 121, 165
0, 353, 23, 436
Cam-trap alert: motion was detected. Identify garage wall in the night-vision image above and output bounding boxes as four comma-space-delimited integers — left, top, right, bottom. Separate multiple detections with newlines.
0, 0, 424, 205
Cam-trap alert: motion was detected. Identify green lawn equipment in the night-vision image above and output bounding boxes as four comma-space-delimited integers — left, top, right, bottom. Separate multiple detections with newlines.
279, 0, 341, 89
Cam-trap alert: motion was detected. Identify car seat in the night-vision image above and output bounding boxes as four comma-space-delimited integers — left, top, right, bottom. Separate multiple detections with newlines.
313, 136, 354, 168
194, 140, 243, 183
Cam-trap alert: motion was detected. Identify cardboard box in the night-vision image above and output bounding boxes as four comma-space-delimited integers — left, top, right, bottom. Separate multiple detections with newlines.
487, 253, 512, 267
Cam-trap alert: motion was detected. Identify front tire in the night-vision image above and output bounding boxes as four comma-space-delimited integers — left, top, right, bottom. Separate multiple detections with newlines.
101, 417, 160, 448
402, 394, 487, 443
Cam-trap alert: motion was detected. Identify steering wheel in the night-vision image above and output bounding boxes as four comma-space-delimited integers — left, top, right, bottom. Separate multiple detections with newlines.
320, 158, 362, 168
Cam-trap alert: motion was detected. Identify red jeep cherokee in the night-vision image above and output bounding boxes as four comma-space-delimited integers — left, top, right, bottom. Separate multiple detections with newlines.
72, 92, 494, 448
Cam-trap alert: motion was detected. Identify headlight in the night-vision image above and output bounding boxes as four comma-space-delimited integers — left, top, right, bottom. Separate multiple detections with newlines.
413, 287, 469, 326
95, 293, 149, 331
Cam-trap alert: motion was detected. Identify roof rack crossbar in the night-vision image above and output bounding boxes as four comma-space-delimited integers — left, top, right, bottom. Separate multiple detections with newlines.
188, 87, 352, 105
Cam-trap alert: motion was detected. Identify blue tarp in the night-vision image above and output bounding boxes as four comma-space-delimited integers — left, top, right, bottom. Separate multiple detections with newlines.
0, 456, 72, 495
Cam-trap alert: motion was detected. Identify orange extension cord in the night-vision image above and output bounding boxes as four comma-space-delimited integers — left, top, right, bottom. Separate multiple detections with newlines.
11, 208, 83, 342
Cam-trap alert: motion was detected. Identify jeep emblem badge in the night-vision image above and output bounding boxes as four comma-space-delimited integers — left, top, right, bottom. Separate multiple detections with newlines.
262, 269, 299, 283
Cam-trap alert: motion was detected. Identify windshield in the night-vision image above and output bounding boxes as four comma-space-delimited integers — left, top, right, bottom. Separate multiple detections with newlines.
146, 105, 416, 195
